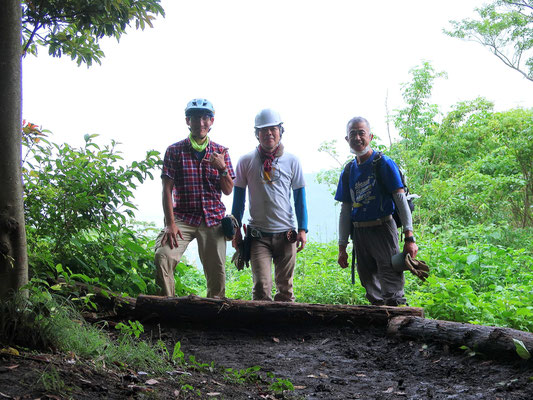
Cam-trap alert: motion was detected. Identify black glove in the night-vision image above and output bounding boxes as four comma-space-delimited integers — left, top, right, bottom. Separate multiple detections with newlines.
222, 214, 239, 241
231, 234, 251, 271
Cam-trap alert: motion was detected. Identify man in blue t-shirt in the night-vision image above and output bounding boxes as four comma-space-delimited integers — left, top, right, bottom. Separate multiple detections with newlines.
335, 117, 418, 306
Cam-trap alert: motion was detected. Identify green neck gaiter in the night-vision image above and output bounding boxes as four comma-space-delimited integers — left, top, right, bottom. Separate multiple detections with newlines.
189, 133, 209, 152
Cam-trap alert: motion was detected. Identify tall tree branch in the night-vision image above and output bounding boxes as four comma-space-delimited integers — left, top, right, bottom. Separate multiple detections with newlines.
22, 22, 41, 56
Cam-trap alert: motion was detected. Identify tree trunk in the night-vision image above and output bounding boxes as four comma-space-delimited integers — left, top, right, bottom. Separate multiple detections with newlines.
0, 1, 28, 299
135, 294, 424, 328
388, 316, 533, 362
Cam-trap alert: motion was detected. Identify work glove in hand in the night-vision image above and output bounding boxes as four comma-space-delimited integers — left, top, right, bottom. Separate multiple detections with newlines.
231, 247, 245, 271
404, 253, 430, 282
231, 229, 251, 271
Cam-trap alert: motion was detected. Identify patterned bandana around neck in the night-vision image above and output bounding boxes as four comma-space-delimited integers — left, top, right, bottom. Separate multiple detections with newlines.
257, 143, 284, 172
189, 133, 210, 152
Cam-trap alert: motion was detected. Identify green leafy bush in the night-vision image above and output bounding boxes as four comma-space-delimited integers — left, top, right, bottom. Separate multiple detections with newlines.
407, 230, 533, 331
223, 235, 532, 332
293, 242, 367, 305
21, 127, 202, 297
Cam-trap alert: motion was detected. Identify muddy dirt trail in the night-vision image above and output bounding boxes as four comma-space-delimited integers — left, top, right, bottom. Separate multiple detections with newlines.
1, 292, 532, 399
152, 322, 533, 400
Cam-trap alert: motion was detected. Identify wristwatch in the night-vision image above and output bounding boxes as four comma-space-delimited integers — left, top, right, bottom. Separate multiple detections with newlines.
220, 168, 228, 177
404, 236, 416, 243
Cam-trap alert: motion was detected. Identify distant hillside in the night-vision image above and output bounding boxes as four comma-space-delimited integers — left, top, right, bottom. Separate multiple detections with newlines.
304, 173, 339, 243
135, 172, 340, 244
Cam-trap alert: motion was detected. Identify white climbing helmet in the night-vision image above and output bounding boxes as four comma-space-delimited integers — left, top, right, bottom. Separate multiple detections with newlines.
254, 109, 283, 129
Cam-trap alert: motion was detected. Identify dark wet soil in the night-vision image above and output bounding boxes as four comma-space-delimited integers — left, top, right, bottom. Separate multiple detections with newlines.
156, 323, 533, 400
1, 321, 532, 399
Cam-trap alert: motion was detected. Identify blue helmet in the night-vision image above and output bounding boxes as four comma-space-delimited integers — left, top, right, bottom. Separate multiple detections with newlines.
185, 98, 215, 117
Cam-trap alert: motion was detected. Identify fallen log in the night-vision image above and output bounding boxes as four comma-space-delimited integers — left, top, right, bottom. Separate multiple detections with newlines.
388, 316, 533, 362
135, 294, 424, 327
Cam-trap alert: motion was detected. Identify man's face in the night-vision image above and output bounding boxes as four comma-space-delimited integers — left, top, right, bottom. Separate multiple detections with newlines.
257, 125, 281, 151
187, 115, 214, 140
346, 121, 372, 154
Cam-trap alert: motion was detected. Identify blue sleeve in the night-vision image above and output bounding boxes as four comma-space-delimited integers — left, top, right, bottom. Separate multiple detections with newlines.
334, 166, 351, 203
293, 187, 308, 232
381, 157, 403, 193
231, 186, 246, 227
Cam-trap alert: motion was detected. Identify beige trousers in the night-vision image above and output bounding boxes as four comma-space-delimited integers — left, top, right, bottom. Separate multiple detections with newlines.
154, 220, 226, 298
250, 234, 296, 302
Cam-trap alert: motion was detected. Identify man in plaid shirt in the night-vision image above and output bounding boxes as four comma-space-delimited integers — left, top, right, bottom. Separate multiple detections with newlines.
154, 99, 235, 298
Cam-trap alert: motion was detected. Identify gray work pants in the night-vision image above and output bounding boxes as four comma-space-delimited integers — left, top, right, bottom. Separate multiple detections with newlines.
353, 219, 406, 306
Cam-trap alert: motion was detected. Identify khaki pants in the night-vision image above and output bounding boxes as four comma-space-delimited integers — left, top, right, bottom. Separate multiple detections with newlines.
250, 234, 296, 302
154, 220, 226, 298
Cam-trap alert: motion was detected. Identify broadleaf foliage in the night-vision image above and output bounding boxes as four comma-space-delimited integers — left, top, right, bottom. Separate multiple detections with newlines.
22, 0, 165, 66
445, 0, 533, 82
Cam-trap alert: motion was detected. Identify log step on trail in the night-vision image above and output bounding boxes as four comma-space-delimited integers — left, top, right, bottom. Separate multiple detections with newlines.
388, 316, 533, 362
135, 294, 424, 327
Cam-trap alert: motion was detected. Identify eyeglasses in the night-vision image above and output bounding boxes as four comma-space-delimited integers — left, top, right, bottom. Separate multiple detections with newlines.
188, 115, 212, 121
348, 129, 368, 138
258, 126, 280, 135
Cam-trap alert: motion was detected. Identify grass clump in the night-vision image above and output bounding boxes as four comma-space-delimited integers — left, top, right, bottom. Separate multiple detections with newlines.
0, 284, 171, 374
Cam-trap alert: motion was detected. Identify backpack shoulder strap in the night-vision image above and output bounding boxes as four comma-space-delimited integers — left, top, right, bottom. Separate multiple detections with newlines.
374, 152, 410, 195
372, 151, 387, 193
372, 151, 383, 167
342, 159, 354, 189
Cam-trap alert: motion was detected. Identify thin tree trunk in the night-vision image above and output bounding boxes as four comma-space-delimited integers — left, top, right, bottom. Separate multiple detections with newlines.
0, 1, 28, 299
385, 89, 392, 148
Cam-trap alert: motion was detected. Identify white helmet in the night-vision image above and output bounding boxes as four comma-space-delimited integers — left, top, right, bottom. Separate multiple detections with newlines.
254, 109, 283, 129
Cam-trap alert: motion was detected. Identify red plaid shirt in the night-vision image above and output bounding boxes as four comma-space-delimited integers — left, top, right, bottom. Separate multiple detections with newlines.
162, 138, 235, 227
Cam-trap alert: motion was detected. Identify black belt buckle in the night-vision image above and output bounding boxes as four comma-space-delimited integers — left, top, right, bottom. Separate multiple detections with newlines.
250, 227, 262, 238
286, 230, 297, 243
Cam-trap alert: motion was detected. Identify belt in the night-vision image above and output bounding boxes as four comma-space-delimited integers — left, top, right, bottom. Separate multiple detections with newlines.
353, 214, 392, 228
249, 227, 281, 238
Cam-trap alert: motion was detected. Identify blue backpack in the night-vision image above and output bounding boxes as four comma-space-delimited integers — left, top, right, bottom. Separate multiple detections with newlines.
342, 151, 414, 229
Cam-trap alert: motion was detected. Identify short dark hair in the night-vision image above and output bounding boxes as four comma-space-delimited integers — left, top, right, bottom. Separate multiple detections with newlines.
346, 117, 370, 133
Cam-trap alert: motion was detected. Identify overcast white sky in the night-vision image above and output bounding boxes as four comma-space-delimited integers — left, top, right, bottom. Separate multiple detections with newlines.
22, 0, 533, 225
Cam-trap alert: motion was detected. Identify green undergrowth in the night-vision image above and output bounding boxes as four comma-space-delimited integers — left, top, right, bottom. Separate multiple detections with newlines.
218, 224, 533, 332
125, 223, 532, 332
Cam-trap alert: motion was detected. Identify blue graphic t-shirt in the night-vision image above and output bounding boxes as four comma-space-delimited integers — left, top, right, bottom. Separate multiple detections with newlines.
334, 151, 403, 222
